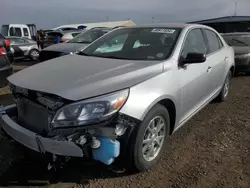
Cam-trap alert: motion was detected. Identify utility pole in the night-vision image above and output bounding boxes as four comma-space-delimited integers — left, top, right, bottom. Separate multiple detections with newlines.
106, 16, 109, 22
233, 1, 238, 16
152, 17, 155, 23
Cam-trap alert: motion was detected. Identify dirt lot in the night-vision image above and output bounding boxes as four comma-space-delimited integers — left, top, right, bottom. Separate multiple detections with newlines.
0, 65, 249, 188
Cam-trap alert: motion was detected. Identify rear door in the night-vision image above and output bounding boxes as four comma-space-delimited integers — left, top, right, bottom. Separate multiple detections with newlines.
202, 29, 227, 97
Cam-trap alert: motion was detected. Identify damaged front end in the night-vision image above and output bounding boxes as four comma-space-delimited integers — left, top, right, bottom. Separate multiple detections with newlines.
0, 85, 139, 168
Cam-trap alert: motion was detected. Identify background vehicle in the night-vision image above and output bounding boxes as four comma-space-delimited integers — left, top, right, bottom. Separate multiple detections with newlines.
222, 32, 250, 74
0, 39, 13, 87
1, 24, 234, 173
43, 30, 81, 48
39, 27, 111, 62
7, 37, 40, 61
1, 24, 37, 40
0, 33, 13, 63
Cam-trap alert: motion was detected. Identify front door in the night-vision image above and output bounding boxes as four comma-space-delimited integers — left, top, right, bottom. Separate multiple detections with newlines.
178, 28, 210, 124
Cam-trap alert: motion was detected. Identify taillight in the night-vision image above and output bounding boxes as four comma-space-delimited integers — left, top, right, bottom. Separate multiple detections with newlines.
61, 40, 69, 43
4, 39, 10, 47
0, 47, 7, 56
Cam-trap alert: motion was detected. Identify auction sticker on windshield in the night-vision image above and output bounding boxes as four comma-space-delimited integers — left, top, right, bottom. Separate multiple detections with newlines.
151, 29, 175, 34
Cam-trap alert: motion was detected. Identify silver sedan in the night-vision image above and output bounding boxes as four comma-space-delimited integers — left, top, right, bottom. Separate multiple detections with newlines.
7, 37, 40, 61
2, 24, 235, 172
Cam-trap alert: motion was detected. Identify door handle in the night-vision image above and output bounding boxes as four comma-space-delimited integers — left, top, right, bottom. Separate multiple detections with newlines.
224, 57, 229, 61
207, 66, 212, 72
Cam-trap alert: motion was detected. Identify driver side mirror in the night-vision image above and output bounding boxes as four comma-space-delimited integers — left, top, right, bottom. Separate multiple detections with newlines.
179, 52, 206, 66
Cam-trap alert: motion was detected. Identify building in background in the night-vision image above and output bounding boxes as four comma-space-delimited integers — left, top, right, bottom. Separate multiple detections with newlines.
188, 16, 250, 33
53, 20, 136, 31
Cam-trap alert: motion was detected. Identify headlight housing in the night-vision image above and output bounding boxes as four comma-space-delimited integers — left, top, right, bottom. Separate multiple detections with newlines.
51, 89, 129, 128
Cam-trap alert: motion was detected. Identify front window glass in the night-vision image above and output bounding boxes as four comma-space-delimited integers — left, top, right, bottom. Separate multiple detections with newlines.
222, 34, 250, 46
68, 29, 104, 44
182, 29, 207, 57
81, 27, 182, 60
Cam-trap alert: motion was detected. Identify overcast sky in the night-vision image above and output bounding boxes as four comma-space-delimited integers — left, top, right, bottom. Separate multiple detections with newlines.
1, 0, 250, 29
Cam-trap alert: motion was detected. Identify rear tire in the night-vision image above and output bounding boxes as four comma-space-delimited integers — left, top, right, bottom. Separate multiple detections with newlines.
29, 49, 39, 61
216, 71, 232, 102
130, 104, 170, 172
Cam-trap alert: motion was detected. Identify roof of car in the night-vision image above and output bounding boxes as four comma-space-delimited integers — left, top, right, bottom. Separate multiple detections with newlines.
221, 32, 250, 36
48, 30, 84, 34
6, 36, 26, 39
113, 23, 205, 29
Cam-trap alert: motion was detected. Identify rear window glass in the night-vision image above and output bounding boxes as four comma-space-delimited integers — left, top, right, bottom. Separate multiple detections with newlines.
222, 34, 250, 46
68, 29, 105, 44
47, 32, 63, 40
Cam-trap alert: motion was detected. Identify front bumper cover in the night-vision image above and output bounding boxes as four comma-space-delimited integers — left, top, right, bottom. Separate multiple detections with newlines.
0, 105, 83, 157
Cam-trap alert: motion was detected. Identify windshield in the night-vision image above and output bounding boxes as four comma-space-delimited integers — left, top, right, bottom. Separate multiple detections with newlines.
81, 27, 182, 61
1, 25, 9, 36
68, 29, 104, 43
222, 34, 250, 46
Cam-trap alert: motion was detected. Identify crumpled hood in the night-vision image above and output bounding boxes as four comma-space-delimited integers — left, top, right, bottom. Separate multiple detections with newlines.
43, 43, 89, 53
233, 46, 250, 55
8, 54, 163, 101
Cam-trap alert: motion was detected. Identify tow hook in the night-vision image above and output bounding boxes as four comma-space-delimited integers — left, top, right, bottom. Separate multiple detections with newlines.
47, 154, 71, 171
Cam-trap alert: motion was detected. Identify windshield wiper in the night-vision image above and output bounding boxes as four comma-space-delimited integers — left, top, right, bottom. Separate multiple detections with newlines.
95, 55, 131, 60
76, 41, 91, 44
232, 38, 248, 46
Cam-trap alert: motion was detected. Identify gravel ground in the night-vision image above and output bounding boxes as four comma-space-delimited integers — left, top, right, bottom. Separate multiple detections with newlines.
0, 66, 249, 188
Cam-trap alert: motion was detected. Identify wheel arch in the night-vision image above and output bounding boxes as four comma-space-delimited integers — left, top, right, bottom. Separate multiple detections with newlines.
141, 96, 177, 135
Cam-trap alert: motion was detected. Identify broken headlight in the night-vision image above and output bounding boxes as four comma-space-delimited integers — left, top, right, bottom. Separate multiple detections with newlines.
51, 89, 129, 128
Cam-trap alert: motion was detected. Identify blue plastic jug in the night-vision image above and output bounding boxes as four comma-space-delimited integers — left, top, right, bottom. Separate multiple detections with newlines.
92, 137, 120, 165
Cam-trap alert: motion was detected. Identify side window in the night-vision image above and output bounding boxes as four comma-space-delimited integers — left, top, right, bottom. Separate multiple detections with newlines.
182, 29, 206, 58
10, 27, 15, 36
15, 28, 22, 37
94, 34, 128, 53
14, 38, 26, 44
204, 29, 221, 53
23, 28, 29, 36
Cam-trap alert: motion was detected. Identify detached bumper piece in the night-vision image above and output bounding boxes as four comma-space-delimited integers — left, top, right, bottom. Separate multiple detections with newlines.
0, 105, 83, 157
0, 105, 122, 166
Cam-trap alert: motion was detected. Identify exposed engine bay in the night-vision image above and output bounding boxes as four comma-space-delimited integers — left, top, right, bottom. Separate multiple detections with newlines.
1, 85, 139, 170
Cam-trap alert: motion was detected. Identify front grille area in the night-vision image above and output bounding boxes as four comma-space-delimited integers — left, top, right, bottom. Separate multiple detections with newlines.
39, 50, 63, 62
17, 98, 52, 135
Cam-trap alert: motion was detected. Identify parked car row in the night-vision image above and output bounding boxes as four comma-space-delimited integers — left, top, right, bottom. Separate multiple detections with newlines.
0, 24, 235, 172
39, 27, 112, 61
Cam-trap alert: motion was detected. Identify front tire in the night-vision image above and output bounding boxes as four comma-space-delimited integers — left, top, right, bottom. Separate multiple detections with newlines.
216, 71, 232, 102
131, 104, 170, 172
